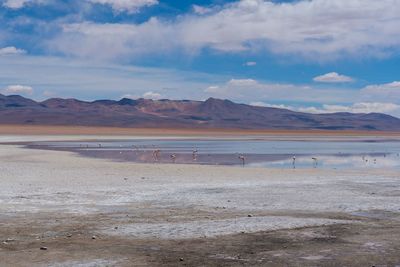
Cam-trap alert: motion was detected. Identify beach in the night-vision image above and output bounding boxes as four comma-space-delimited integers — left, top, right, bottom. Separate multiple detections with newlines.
1, 136, 400, 266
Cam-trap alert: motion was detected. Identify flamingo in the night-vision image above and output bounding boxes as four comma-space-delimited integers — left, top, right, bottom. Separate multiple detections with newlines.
170, 153, 177, 163
238, 155, 246, 166
192, 148, 198, 161
152, 149, 161, 161
312, 157, 318, 168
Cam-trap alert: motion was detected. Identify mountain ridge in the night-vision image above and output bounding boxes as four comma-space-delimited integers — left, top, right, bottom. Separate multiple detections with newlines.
0, 94, 399, 131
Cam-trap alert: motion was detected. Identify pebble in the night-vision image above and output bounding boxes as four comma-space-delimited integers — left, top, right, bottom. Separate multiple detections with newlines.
40, 247, 48, 250
247, 214, 253, 217
179, 258, 184, 262
92, 236, 97, 240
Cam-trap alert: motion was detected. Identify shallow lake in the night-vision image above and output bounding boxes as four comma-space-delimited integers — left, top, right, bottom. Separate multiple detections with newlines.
29, 138, 400, 170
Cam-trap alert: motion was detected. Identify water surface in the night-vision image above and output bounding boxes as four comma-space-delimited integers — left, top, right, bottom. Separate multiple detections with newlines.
28, 138, 400, 170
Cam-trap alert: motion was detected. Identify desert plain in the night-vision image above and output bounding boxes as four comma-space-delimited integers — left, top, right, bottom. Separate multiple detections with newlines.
0, 129, 399, 266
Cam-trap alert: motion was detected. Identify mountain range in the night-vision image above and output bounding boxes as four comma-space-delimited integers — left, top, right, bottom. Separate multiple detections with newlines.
1, 94, 400, 131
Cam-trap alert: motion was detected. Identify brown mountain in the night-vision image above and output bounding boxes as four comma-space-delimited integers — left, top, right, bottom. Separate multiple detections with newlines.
0, 94, 399, 131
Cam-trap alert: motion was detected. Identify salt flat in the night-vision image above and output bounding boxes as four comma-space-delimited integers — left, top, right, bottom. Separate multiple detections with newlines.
0, 138, 399, 266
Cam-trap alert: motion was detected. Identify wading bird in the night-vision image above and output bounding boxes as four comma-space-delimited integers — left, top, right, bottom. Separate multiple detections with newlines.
170, 153, 177, 163
312, 157, 318, 168
152, 149, 161, 161
192, 148, 198, 161
238, 155, 246, 166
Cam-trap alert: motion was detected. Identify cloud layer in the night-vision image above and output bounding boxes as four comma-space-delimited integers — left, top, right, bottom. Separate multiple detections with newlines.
361, 81, 400, 102
204, 78, 358, 104
47, 0, 400, 61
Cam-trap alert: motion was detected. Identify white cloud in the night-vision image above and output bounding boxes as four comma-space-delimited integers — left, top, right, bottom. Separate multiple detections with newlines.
49, 19, 176, 61
298, 102, 400, 117
3, 0, 29, 8
192, 5, 214, 15
244, 61, 257, 66
142, 91, 162, 100
49, 0, 400, 61
227, 78, 258, 87
88, 0, 158, 13
250, 101, 400, 118
250, 102, 293, 110
249, 101, 267, 107
2, 84, 33, 95
360, 81, 400, 102
297, 106, 322, 114
313, 72, 353, 83
2, 0, 46, 9
204, 85, 220, 93
0, 46, 26, 56
205, 78, 356, 103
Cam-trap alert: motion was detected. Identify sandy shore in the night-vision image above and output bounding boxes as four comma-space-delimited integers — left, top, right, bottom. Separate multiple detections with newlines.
1, 139, 400, 266
1, 124, 400, 137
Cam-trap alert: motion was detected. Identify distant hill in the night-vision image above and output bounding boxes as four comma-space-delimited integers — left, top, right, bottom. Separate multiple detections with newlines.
0, 94, 399, 131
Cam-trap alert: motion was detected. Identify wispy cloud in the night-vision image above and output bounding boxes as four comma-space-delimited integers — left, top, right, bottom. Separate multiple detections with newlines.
2, 0, 47, 9
298, 102, 400, 117
88, 0, 158, 13
3, 0, 30, 9
0, 54, 223, 100
204, 78, 357, 104
192, 4, 215, 15
252, 101, 400, 118
250, 102, 293, 110
244, 61, 257, 67
360, 81, 400, 102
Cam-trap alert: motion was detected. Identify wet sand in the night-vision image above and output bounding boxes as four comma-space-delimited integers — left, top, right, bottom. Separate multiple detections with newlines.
0, 139, 400, 266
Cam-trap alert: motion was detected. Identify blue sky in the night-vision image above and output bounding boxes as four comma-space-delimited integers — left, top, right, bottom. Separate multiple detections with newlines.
0, 0, 400, 117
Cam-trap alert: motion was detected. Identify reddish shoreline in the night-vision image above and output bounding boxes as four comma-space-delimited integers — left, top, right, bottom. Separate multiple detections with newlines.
0, 124, 399, 137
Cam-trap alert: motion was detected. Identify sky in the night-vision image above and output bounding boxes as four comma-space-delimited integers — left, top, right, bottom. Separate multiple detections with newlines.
0, 0, 400, 117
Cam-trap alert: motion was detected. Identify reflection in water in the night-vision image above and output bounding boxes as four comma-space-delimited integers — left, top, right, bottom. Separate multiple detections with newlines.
249, 154, 400, 170
28, 139, 400, 170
